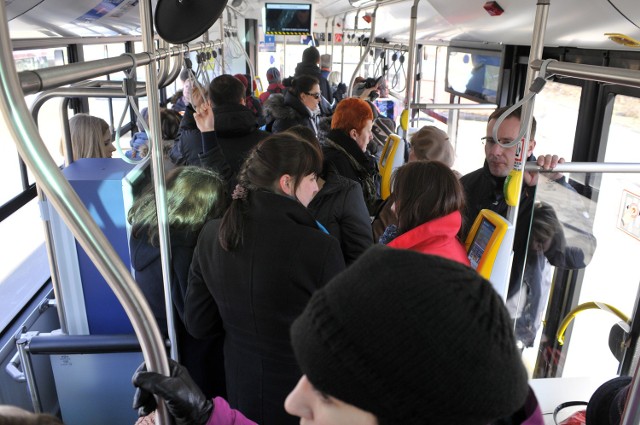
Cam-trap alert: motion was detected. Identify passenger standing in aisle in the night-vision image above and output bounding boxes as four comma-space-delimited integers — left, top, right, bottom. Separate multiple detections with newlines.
293, 46, 332, 109
184, 133, 345, 425
286, 125, 373, 265
323, 97, 381, 214
263, 75, 321, 135
171, 75, 268, 178
134, 247, 531, 425
128, 166, 228, 399
379, 161, 469, 265
372, 125, 458, 240
258, 67, 285, 105
459, 105, 595, 346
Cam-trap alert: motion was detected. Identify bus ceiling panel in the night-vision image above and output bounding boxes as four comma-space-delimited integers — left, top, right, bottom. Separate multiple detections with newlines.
7, 0, 144, 39
314, 0, 639, 50
425, 0, 640, 50
321, 1, 460, 44
5, 0, 45, 20
608, 0, 639, 29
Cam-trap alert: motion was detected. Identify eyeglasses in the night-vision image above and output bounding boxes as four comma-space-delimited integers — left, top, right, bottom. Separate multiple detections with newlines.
304, 92, 321, 99
481, 137, 518, 147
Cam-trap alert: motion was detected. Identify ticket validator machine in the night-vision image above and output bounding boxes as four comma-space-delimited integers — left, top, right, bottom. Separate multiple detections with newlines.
464, 209, 515, 300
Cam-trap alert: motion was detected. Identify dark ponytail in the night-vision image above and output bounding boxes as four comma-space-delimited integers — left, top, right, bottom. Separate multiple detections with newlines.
218, 133, 323, 251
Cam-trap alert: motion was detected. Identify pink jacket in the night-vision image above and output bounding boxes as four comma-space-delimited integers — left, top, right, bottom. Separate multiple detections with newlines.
387, 211, 470, 266
207, 397, 258, 425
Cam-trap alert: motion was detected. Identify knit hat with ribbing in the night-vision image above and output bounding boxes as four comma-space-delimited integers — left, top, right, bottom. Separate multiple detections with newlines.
266, 67, 281, 83
290, 246, 529, 425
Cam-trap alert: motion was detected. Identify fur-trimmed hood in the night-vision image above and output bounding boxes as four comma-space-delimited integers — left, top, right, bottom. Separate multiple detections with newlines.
263, 91, 309, 121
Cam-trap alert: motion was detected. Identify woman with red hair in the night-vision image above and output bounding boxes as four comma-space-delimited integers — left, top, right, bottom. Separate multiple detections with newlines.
324, 97, 381, 213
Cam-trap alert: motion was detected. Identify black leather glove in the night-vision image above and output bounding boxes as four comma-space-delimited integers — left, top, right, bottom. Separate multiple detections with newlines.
132, 359, 213, 425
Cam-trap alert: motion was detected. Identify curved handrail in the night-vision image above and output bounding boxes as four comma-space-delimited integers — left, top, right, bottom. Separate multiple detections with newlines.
556, 301, 629, 345
0, 2, 173, 424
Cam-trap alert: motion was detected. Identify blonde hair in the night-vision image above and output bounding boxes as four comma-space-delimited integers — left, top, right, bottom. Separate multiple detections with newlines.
328, 71, 341, 86
0, 405, 62, 425
64, 113, 110, 160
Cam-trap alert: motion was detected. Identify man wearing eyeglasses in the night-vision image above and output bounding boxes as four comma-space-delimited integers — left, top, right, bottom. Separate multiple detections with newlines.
460, 105, 595, 348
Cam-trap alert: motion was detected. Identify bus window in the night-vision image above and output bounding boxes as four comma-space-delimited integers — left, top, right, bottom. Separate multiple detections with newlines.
533, 81, 581, 161
560, 94, 640, 377
0, 120, 25, 206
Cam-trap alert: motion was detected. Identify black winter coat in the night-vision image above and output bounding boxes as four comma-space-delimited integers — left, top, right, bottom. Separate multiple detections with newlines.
169, 104, 201, 166
185, 191, 345, 425
214, 103, 270, 177
308, 169, 373, 265
263, 91, 318, 135
129, 230, 225, 399
323, 129, 381, 214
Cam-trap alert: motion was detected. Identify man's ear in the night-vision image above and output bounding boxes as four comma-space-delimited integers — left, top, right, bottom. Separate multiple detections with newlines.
527, 139, 537, 156
349, 128, 358, 140
240, 97, 246, 106
279, 174, 293, 196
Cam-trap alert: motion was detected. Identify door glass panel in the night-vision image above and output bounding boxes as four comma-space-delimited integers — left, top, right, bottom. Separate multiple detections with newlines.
561, 95, 640, 377
521, 94, 640, 378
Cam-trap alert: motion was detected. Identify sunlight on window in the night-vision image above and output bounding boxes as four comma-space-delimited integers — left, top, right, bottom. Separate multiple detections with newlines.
533, 82, 581, 161
562, 94, 640, 378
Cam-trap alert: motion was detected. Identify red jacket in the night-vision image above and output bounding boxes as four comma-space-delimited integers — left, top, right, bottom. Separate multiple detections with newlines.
387, 211, 470, 266
259, 82, 285, 104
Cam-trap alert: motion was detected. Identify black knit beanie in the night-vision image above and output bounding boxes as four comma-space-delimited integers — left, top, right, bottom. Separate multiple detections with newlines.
586, 376, 631, 425
291, 246, 529, 425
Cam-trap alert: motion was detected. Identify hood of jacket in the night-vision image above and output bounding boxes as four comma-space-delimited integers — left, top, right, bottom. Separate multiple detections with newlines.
263, 91, 311, 121
213, 103, 259, 137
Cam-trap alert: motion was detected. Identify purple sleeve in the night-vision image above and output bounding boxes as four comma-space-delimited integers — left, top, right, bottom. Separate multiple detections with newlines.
206, 397, 258, 425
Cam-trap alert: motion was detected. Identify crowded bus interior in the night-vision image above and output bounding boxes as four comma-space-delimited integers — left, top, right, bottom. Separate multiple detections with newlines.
0, 0, 639, 424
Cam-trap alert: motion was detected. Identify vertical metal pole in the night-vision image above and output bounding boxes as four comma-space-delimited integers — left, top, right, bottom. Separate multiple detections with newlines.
412, 44, 424, 127
505, 0, 549, 224
139, 0, 179, 367
324, 20, 329, 52
219, 12, 226, 73
17, 338, 42, 413
38, 190, 69, 334
283, 35, 287, 75
330, 16, 336, 70
347, 6, 378, 97
340, 13, 347, 82
401, 0, 420, 138
449, 96, 460, 153
622, 361, 640, 424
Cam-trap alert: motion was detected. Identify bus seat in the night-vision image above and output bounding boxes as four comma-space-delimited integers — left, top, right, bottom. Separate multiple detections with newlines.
47, 158, 140, 335
378, 133, 406, 200
18, 334, 152, 425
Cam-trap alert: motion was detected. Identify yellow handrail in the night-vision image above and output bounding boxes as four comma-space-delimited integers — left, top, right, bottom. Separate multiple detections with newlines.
556, 302, 629, 345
